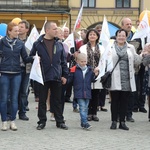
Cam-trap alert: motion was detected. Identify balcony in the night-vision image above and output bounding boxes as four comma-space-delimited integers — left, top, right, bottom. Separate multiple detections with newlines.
0, 0, 70, 13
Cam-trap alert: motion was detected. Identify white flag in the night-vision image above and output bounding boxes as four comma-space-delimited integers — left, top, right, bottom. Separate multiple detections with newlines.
40, 18, 47, 36
132, 11, 150, 48
25, 26, 39, 50
100, 15, 110, 49
29, 52, 44, 85
64, 33, 75, 54
62, 21, 67, 29
95, 16, 112, 80
73, 3, 84, 31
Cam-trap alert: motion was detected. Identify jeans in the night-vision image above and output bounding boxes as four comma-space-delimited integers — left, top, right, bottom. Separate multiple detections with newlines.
0, 73, 21, 121
18, 69, 30, 116
77, 99, 89, 125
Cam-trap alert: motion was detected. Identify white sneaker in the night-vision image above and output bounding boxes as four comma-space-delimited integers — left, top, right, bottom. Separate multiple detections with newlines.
1, 121, 7, 131
10, 121, 17, 131
50, 116, 55, 121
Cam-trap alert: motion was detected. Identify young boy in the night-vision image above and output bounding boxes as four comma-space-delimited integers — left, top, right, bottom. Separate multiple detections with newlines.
68, 53, 99, 130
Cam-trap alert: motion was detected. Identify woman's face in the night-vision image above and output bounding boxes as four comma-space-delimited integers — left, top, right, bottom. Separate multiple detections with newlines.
88, 31, 98, 43
57, 29, 64, 40
116, 31, 127, 45
8, 26, 19, 39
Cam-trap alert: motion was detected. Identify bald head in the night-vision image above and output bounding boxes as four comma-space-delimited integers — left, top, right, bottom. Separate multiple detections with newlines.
63, 27, 69, 39
121, 18, 132, 33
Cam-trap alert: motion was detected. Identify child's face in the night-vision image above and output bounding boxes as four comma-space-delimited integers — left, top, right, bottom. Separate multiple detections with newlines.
77, 58, 87, 67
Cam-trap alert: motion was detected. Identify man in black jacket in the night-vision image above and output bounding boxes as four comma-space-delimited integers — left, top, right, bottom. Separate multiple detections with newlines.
30, 21, 68, 130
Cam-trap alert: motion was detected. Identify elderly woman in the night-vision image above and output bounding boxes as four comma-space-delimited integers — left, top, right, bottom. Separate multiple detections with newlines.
0, 22, 33, 131
107, 29, 142, 130
79, 28, 104, 122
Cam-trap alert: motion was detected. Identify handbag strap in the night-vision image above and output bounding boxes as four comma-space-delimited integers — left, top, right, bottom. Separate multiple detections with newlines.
110, 57, 121, 74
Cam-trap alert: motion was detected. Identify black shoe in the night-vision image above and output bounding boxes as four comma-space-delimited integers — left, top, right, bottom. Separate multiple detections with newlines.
126, 117, 135, 122
92, 115, 99, 121
87, 115, 92, 121
110, 121, 117, 129
133, 108, 138, 112
57, 123, 68, 130
139, 108, 147, 113
37, 123, 45, 130
119, 122, 129, 130
19, 115, 29, 121
26, 106, 29, 111
65, 99, 72, 103
101, 107, 108, 112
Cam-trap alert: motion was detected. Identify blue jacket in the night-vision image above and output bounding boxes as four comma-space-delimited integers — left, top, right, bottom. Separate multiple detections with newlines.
30, 35, 68, 82
68, 65, 96, 99
0, 36, 33, 73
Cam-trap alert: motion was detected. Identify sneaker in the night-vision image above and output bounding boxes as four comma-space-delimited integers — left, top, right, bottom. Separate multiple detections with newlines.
36, 123, 45, 130
73, 108, 79, 113
19, 115, 29, 121
26, 106, 29, 111
50, 116, 55, 121
87, 115, 92, 121
1, 121, 7, 131
57, 123, 68, 130
83, 123, 92, 130
126, 117, 135, 122
10, 121, 17, 131
92, 115, 99, 121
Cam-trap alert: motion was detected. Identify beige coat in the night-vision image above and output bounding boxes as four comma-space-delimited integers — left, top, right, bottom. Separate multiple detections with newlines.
109, 42, 142, 92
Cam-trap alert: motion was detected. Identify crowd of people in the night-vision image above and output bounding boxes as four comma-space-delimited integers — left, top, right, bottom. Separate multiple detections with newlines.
0, 16, 150, 132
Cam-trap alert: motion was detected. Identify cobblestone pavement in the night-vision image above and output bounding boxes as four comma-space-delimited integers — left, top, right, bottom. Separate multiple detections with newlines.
0, 93, 150, 150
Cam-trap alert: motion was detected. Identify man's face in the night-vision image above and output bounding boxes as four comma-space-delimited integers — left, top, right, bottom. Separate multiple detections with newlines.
63, 27, 69, 38
47, 23, 57, 38
80, 30, 86, 40
18, 23, 28, 35
122, 18, 132, 32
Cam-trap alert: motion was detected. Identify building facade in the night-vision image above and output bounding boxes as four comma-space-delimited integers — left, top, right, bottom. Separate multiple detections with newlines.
0, 0, 150, 31
69, 0, 150, 32
0, 0, 70, 30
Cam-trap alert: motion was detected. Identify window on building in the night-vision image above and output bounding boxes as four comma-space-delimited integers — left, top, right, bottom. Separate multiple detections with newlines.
81, 0, 95, 8
116, 0, 130, 8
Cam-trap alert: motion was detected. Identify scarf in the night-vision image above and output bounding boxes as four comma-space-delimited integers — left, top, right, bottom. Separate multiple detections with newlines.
114, 41, 127, 58
6, 36, 17, 51
86, 42, 100, 69
77, 64, 87, 71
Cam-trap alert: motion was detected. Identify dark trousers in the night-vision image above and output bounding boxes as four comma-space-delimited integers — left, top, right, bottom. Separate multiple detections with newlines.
18, 69, 30, 116
134, 65, 146, 109
88, 89, 100, 115
110, 91, 130, 122
98, 89, 106, 107
33, 81, 40, 99
127, 91, 136, 118
65, 81, 72, 101
38, 81, 64, 126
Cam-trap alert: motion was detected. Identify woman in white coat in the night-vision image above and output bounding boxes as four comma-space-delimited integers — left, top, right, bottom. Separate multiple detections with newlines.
79, 28, 104, 121
108, 29, 142, 130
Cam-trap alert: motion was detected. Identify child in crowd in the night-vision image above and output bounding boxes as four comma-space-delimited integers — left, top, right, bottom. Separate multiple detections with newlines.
68, 53, 99, 130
